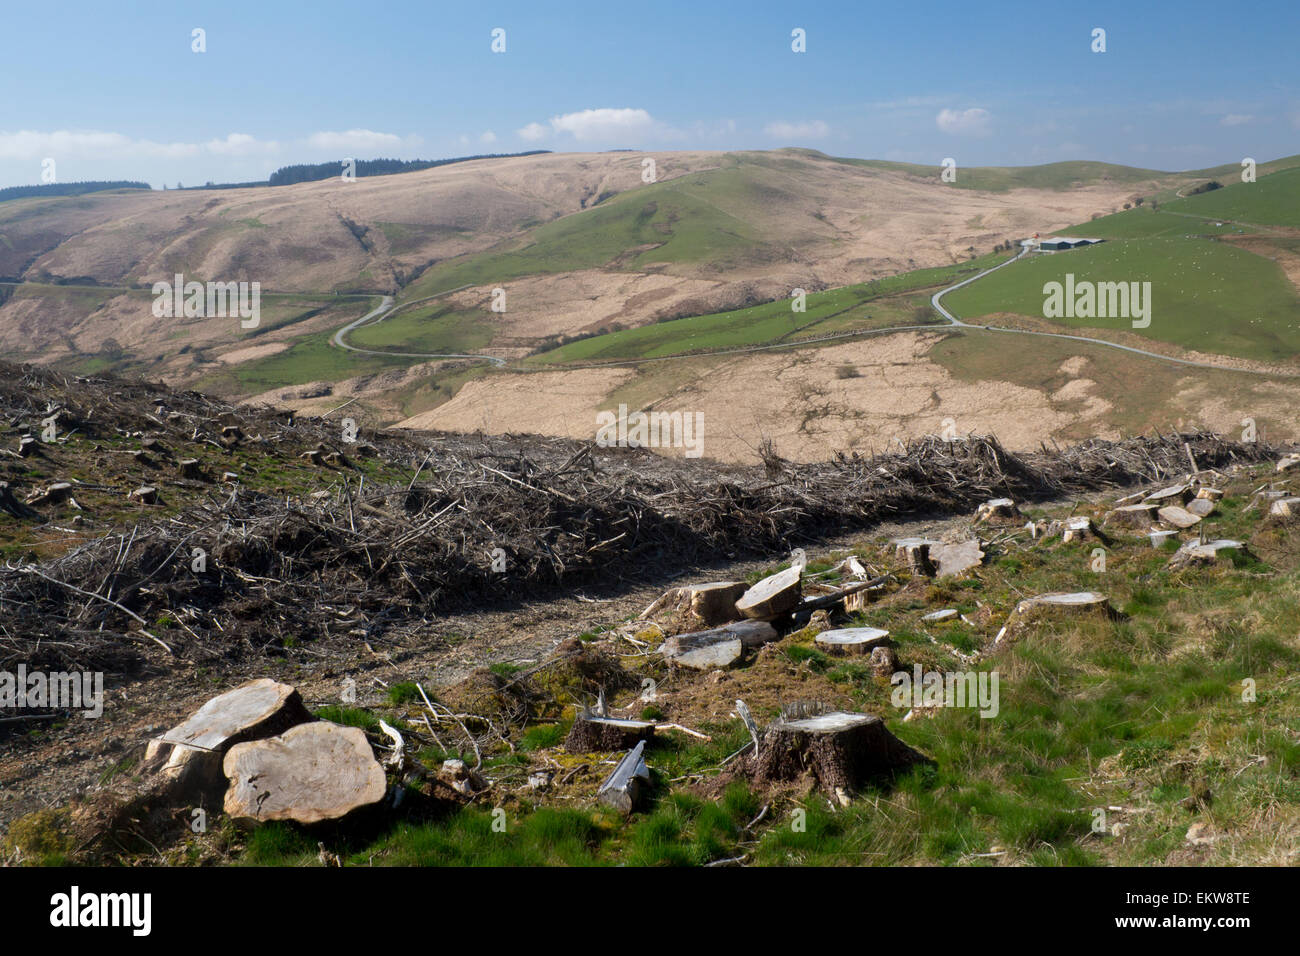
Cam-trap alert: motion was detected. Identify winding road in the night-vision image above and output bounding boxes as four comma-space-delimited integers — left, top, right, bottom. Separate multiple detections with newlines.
321, 237, 1298, 381
330, 289, 506, 366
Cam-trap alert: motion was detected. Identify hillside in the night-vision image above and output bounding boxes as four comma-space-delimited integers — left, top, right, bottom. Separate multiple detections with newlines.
0, 149, 1210, 386
2, 363, 1298, 868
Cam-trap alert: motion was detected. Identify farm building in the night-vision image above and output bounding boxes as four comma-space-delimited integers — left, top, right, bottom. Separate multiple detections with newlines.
1037, 236, 1104, 252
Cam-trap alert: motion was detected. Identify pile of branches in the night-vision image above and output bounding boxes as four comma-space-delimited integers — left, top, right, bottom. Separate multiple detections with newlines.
0, 359, 1277, 673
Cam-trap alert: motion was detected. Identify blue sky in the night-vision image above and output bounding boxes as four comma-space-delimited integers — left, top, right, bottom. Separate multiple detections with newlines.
1, 0, 1296, 188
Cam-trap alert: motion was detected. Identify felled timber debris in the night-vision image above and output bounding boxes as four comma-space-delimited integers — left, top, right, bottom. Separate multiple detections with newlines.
141, 678, 314, 803
597, 740, 652, 814
747, 708, 929, 794
0, 359, 1273, 674
223, 721, 388, 824
639, 581, 746, 630
565, 710, 656, 752
814, 627, 891, 656
662, 619, 778, 670
736, 565, 802, 620
1276, 453, 1300, 472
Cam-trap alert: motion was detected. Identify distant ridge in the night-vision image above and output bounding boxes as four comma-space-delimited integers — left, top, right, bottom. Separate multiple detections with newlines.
266, 151, 552, 187
0, 180, 150, 203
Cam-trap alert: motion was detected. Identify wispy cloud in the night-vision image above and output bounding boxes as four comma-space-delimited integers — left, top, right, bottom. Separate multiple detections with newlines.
517, 108, 656, 143
1220, 113, 1254, 126
763, 119, 830, 139
936, 108, 991, 136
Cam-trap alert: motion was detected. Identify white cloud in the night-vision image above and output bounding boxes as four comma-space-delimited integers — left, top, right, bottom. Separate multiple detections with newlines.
0, 130, 205, 160
762, 119, 830, 139
479, 130, 497, 145
936, 108, 991, 136
205, 133, 279, 155
517, 122, 548, 142
549, 108, 654, 141
305, 129, 404, 153
1220, 114, 1254, 127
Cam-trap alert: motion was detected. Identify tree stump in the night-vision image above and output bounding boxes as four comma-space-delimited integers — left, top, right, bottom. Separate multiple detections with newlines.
142, 678, 314, 804
931, 539, 984, 577
1158, 505, 1202, 528
128, 486, 158, 504
1186, 497, 1215, 518
1168, 539, 1246, 569
736, 565, 802, 620
1144, 484, 1193, 506
869, 646, 898, 677
894, 538, 937, 577
0, 482, 41, 519
922, 608, 958, 622
748, 711, 928, 794
1276, 454, 1300, 473
25, 482, 73, 507
223, 721, 387, 824
301, 449, 325, 466
662, 620, 777, 670
1269, 497, 1300, 520
1147, 529, 1179, 548
974, 498, 1020, 524
1196, 487, 1225, 501
814, 627, 891, 656
17, 436, 38, 458
639, 581, 746, 629
997, 592, 1116, 644
1060, 516, 1099, 543
565, 711, 656, 752
1105, 503, 1158, 529
597, 740, 651, 815
178, 458, 205, 480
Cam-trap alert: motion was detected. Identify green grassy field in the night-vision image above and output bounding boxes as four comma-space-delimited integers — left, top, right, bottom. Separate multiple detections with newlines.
1161, 165, 1300, 227
530, 252, 1009, 365
942, 238, 1300, 362
1062, 208, 1252, 240
348, 301, 493, 354
827, 155, 1169, 192
401, 158, 801, 301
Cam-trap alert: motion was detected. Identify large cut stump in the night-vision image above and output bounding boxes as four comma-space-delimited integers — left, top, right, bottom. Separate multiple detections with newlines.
1269, 497, 1300, 520
1186, 497, 1216, 518
25, 482, 73, 507
142, 678, 313, 803
931, 539, 984, 578
639, 581, 746, 629
1106, 503, 1157, 529
1277, 454, 1300, 472
735, 566, 802, 620
223, 722, 387, 824
815, 627, 891, 656
1145, 484, 1193, 507
1168, 539, 1246, 569
662, 619, 778, 670
997, 592, 1116, 644
597, 740, 652, 815
1158, 505, 1202, 528
566, 711, 656, 752
749, 712, 928, 794
974, 498, 1020, 524
893, 538, 938, 577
